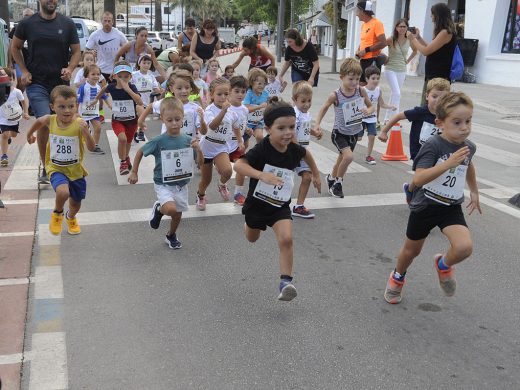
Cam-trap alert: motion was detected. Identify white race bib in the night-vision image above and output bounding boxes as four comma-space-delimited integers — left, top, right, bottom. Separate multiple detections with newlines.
253, 164, 294, 207
265, 84, 279, 97
1, 102, 23, 121
181, 112, 195, 137
419, 122, 441, 144
112, 100, 136, 121
423, 158, 468, 205
161, 148, 193, 183
135, 75, 153, 93
49, 134, 80, 166
297, 120, 311, 146
206, 120, 232, 144
248, 108, 264, 123
80, 100, 99, 119
232, 118, 247, 140
342, 98, 364, 126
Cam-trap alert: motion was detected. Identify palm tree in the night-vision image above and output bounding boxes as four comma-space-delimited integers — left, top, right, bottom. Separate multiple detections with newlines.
154, 0, 163, 31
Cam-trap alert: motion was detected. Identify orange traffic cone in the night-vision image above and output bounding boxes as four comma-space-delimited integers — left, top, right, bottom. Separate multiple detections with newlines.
381, 123, 408, 161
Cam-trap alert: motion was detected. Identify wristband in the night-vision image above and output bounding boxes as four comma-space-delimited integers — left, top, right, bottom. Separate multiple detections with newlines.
365, 47, 371, 53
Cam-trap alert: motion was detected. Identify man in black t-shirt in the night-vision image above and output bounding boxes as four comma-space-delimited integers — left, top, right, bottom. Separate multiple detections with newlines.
11, 0, 80, 183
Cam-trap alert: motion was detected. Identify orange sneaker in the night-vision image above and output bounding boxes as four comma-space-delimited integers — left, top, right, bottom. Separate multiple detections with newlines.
434, 254, 456, 296
384, 271, 405, 304
49, 212, 64, 235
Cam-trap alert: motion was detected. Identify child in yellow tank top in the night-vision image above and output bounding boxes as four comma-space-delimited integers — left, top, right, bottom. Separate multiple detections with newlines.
27, 86, 95, 236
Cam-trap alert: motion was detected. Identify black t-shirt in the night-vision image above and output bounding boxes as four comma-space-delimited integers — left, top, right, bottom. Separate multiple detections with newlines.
241, 136, 306, 215
284, 41, 319, 78
404, 105, 437, 160
14, 13, 79, 89
425, 35, 456, 80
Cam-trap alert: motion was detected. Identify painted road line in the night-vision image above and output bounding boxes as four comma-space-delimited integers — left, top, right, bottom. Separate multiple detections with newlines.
468, 190, 520, 220
38, 197, 56, 210
476, 177, 520, 199
4, 142, 40, 190
38, 226, 61, 246
0, 231, 34, 238
34, 266, 64, 299
1, 199, 39, 205
308, 141, 371, 173
28, 332, 68, 390
0, 353, 23, 365
106, 130, 154, 185
472, 122, 520, 145
0, 277, 30, 287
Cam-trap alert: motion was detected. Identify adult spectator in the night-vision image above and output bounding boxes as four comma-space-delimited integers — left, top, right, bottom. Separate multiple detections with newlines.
355, 1, 386, 85
230, 36, 275, 72
190, 19, 221, 68
85, 11, 127, 80
279, 28, 320, 87
157, 46, 180, 71
383, 19, 417, 123
11, 0, 80, 184
408, 2, 457, 104
114, 27, 155, 68
8, 8, 34, 91
177, 18, 196, 61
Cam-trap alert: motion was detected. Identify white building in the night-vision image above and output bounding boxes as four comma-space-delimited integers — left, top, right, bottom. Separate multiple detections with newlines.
129, 2, 184, 31
337, 0, 520, 87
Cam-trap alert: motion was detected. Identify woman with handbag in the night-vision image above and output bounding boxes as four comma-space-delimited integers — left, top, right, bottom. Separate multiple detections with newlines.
383, 19, 417, 123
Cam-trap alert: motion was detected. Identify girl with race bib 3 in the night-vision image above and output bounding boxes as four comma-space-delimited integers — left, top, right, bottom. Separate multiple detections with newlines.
384, 92, 481, 305
233, 97, 321, 301
196, 77, 243, 210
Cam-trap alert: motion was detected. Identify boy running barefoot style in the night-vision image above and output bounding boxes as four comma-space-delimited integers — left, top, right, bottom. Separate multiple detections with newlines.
313, 58, 374, 198
26, 86, 96, 235
357, 66, 396, 165
234, 98, 321, 301
379, 78, 450, 202
384, 92, 481, 304
128, 97, 194, 249
291, 81, 322, 219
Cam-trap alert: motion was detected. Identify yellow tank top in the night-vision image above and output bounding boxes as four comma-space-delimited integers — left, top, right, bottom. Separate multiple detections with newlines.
45, 115, 88, 181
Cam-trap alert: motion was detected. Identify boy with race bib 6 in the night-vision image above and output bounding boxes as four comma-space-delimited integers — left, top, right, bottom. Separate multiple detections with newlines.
384, 92, 481, 304
234, 98, 321, 301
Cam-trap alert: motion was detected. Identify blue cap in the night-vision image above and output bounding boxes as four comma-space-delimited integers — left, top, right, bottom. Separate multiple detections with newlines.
114, 64, 133, 74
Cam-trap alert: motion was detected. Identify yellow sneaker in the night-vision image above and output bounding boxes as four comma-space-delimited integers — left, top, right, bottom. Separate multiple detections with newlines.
49, 212, 64, 235
66, 214, 81, 235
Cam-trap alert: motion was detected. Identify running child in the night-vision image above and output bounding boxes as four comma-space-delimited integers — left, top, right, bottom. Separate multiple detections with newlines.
0, 67, 29, 167
94, 61, 144, 175
357, 66, 396, 165
223, 65, 235, 80
204, 58, 220, 84
132, 54, 161, 142
291, 81, 322, 219
227, 75, 249, 205
77, 64, 110, 155
265, 66, 287, 98
26, 85, 96, 235
313, 58, 374, 198
379, 77, 450, 201
191, 60, 209, 106
244, 68, 269, 145
73, 50, 106, 89
384, 92, 481, 304
233, 98, 321, 301
128, 97, 194, 249
196, 77, 243, 210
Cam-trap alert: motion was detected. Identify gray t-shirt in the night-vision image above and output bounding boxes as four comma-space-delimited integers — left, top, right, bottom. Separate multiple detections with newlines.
86, 28, 127, 74
410, 135, 476, 211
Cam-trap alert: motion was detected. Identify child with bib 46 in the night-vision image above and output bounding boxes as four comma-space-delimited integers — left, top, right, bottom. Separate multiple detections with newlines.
129, 97, 194, 249
26, 86, 96, 235
384, 92, 481, 304
234, 98, 321, 301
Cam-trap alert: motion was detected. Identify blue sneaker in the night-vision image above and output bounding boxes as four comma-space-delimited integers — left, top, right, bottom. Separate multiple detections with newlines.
165, 233, 182, 249
403, 182, 413, 204
277, 279, 297, 301
149, 201, 163, 229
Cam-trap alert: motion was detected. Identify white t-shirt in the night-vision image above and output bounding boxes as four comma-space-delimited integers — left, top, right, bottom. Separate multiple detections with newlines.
294, 106, 312, 147
227, 104, 248, 152
154, 99, 201, 137
0, 88, 24, 126
132, 70, 159, 106
266, 80, 283, 97
362, 86, 380, 124
73, 70, 105, 86
200, 103, 239, 159
85, 28, 128, 74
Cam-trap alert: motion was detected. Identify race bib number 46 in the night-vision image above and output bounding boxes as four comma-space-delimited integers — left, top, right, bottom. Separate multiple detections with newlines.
253, 164, 294, 207
206, 120, 232, 144
161, 148, 193, 183
50, 134, 80, 166
423, 158, 468, 205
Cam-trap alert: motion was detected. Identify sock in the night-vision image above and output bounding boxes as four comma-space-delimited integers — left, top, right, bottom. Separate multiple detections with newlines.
66, 211, 75, 220
280, 275, 293, 282
392, 270, 406, 282
234, 185, 244, 195
295, 204, 303, 208
53, 209, 63, 215
95, 144, 99, 147
335, 177, 343, 183
437, 256, 450, 270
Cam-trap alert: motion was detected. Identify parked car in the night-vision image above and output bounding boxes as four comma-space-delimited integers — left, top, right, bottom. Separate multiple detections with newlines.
148, 31, 163, 50
72, 17, 101, 52
158, 31, 178, 49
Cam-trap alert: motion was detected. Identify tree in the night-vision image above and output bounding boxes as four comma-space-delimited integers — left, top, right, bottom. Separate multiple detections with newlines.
234, 0, 312, 28
154, 0, 162, 31
104, 0, 116, 26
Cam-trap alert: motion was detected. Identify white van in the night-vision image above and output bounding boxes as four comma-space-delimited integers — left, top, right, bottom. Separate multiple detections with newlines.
72, 17, 101, 52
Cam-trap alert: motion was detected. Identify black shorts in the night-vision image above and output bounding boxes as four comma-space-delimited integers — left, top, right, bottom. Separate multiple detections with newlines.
0, 124, 19, 133
244, 206, 292, 231
406, 204, 467, 241
331, 129, 358, 152
359, 58, 382, 83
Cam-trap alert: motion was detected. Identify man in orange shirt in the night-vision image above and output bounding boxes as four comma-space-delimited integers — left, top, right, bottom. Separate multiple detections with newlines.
355, 1, 386, 85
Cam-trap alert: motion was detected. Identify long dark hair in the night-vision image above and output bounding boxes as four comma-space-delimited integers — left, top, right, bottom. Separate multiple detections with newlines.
242, 37, 258, 56
285, 28, 303, 46
431, 3, 456, 37
200, 19, 218, 38
392, 18, 408, 47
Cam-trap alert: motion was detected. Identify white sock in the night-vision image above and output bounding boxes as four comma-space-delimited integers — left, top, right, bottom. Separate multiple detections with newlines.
234, 185, 244, 195
295, 204, 303, 208
335, 177, 343, 183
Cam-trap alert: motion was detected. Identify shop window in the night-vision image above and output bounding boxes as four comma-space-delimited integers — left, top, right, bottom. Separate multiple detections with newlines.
502, 0, 520, 53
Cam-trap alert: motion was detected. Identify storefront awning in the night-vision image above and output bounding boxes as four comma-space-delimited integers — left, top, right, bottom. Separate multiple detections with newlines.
312, 11, 331, 28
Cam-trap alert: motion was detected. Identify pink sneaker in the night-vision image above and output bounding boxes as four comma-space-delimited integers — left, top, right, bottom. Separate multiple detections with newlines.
217, 183, 230, 201
196, 194, 206, 211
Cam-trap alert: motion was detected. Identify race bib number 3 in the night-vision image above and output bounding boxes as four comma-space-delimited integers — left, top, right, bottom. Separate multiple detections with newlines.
161, 148, 193, 183
113, 100, 136, 121
253, 164, 294, 207
1, 102, 23, 121
342, 98, 364, 127
419, 122, 441, 144
423, 158, 468, 205
50, 134, 80, 166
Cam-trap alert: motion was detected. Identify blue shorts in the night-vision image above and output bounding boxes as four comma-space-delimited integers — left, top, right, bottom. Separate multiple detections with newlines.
247, 121, 264, 131
358, 122, 377, 138
50, 172, 87, 202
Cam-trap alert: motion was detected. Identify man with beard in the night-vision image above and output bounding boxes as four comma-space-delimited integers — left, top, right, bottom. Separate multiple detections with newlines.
11, 0, 80, 183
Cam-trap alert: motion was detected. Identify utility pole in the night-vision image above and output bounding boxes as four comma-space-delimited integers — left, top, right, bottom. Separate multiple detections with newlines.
276, 0, 286, 62
290, 0, 294, 28
331, 0, 338, 73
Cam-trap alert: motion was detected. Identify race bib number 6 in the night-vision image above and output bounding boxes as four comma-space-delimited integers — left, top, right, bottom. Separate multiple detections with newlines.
161, 148, 193, 183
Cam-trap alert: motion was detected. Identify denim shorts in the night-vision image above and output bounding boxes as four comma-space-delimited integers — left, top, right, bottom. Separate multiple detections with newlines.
50, 172, 87, 202
357, 122, 377, 138
26, 84, 53, 118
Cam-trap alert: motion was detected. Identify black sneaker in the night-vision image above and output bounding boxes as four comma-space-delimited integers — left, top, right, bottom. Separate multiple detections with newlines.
149, 201, 163, 229
137, 131, 145, 142
165, 233, 182, 249
328, 181, 344, 198
326, 174, 335, 190
91, 146, 105, 155
38, 168, 50, 184
133, 132, 140, 143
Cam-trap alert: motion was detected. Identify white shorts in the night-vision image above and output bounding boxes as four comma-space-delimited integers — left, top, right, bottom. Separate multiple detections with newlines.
294, 158, 310, 175
154, 183, 189, 212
